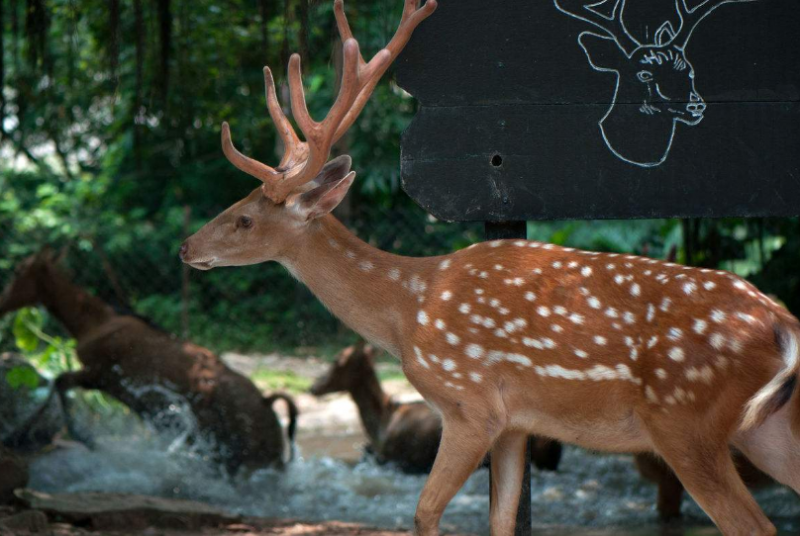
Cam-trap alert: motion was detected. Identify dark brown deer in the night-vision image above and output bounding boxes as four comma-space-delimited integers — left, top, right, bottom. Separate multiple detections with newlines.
181, 0, 800, 533
310, 341, 442, 473
0, 248, 298, 475
555, 0, 753, 167
310, 341, 562, 474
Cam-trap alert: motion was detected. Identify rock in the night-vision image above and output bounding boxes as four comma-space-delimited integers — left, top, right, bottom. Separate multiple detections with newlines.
0, 510, 48, 533
15, 489, 238, 531
0, 445, 28, 504
0, 353, 63, 451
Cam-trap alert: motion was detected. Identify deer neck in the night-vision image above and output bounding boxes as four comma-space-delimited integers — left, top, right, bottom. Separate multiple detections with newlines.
348, 364, 392, 446
279, 215, 436, 358
38, 267, 116, 340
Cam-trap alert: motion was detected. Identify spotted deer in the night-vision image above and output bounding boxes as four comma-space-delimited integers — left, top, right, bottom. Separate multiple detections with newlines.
555, 0, 754, 167
180, 0, 800, 534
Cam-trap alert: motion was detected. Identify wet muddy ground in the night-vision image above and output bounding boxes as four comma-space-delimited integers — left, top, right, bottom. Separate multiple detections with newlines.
10, 352, 800, 535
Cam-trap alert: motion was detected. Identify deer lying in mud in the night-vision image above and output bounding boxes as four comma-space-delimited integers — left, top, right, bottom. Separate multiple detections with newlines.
180, 0, 800, 533
311, 341, 563, 473
0, 248, 298, 475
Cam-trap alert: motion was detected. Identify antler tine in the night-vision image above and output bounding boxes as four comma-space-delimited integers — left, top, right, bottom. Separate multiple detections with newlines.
554, 0, 640, 55
263, 66, 303, 167
331, 0, 437, 144
259, 39, 362, 201
672, 0, 753, 49
221, 122, 282, 184
223, 0, 436, 203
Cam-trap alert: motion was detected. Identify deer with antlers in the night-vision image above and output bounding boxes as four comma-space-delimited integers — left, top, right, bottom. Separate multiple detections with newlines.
181, 1, 798, 534
555, 0, 754, 167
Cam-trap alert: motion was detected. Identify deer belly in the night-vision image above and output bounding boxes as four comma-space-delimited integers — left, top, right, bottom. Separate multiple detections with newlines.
510, 403, 651, 453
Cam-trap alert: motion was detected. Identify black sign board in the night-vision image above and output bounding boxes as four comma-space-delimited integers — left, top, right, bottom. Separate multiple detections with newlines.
396, 0, 800, 222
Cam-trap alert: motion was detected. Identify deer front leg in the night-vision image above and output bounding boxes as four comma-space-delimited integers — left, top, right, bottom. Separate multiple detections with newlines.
53, 370, 101, 448
414, 416, 498, 536
489, 431, 528, 536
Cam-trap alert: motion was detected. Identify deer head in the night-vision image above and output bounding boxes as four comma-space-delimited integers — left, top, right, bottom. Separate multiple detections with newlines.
0, 248, 65, 317
310, 341, 378, 396
555, 0, 754, 167
180, 0, 437, 270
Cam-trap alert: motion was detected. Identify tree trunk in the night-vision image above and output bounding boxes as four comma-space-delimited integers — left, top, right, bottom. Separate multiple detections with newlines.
108, 0, 120, 84
157, 0, 172, 106
133, 0, 144, 170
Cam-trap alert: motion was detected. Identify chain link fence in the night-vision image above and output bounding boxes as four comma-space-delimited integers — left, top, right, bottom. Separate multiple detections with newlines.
0, 198, 482, 355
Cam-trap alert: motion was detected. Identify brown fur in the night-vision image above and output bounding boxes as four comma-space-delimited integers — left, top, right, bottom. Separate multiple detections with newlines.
311, 341, 442, 473
0, 250, 297, 474
634, 452, 773, 521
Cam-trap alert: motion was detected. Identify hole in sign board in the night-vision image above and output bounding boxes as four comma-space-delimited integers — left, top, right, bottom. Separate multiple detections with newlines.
491, 154, 503, 167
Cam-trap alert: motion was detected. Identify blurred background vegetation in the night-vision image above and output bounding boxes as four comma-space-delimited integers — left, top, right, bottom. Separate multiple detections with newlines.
1, 0, 798, 369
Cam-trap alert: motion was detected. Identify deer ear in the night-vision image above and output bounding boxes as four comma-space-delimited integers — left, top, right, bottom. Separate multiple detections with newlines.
296, 171, 356, 221
578, 32, 627, 72
308, 155, 353, 189
655, 21, 677, 46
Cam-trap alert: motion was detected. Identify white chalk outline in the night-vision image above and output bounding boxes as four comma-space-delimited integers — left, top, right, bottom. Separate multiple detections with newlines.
554, 0, 756, 168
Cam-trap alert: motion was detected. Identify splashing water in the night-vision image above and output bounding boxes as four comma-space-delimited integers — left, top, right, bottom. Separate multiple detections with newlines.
26, 393, 800, 534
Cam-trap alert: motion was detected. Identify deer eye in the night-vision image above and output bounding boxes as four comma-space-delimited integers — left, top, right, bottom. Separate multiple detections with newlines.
237, 216, 253, 229
637, 70, 654, 83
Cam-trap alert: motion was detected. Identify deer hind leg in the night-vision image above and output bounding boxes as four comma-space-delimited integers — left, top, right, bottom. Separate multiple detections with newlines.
646, 421, 775, 536
489, 431, 528, 536
735, 404, 800, 494
414, 415, 500, 536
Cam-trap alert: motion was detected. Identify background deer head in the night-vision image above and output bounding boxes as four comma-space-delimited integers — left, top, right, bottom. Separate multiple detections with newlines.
555, 0, 754, 167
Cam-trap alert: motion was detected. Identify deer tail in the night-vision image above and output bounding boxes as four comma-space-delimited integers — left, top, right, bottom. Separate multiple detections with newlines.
741, 325, 800, 433
264, 392, 299, 444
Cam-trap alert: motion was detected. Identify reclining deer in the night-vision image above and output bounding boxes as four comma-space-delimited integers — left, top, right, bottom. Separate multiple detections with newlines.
180, 1, 800, 533
0, 248, 298, 475
310, 340, 562, 474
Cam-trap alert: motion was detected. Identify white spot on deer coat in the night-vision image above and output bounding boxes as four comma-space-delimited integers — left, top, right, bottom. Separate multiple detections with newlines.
693, 319, 708, 335
439, 259, 452, 270
388, 268, 401, 281
441, 290, 453, 301
417, 311, 429, 325
525, 292, 537, 302
446, 333, 461, 345
442, 359, 457, 372
466, 344, 484, 359
668, 347, 685, 362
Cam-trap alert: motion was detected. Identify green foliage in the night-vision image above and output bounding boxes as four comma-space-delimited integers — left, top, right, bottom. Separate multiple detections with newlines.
10, 308, 76, 377
251, 368, 312, 394
1, 0, 799, 362
4, 366, 40, 390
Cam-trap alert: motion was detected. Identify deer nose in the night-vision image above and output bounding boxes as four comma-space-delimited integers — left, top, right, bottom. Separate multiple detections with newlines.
179, 242, 189, 261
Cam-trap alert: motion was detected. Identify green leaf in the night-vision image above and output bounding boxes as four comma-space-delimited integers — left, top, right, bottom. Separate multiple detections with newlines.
13, 309, 43, 352
5, 366, 40, 390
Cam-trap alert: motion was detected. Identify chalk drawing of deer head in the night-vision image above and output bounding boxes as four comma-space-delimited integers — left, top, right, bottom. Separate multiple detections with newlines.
554, 0, 755, 167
